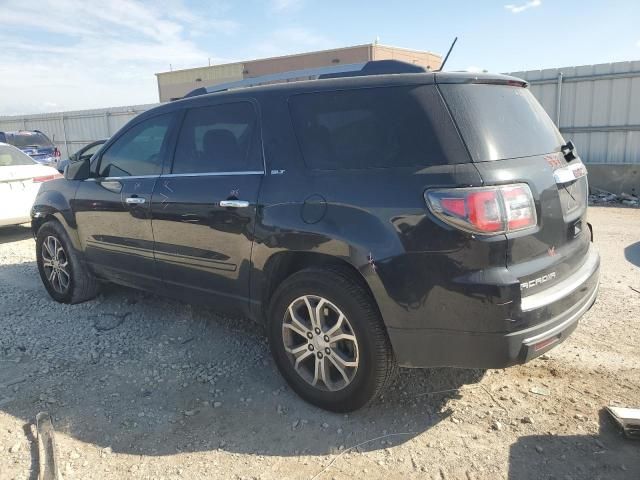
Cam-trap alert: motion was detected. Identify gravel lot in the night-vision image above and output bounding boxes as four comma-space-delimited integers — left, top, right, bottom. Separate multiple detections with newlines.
1, 206, 639, 480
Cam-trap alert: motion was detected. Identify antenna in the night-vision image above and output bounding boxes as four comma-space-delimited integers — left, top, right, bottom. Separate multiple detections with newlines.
437, 37, 458, 72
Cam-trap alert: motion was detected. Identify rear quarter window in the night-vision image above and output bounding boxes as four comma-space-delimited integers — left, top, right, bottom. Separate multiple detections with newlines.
289, 85, 461, 170
439, 84, 564, 162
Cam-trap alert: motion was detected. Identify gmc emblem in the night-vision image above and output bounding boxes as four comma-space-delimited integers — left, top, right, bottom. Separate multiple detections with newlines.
544, 153, 563, 170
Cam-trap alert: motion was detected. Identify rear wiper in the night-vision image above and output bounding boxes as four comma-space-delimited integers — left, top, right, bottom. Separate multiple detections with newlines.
560, 140, 577, 161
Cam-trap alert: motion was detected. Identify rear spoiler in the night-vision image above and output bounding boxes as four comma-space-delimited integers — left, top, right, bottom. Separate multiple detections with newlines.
435, 73, 528, 88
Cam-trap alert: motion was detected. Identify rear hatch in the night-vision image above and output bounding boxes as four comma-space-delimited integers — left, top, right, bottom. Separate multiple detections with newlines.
6, 132, 56, 163
437, 79, 590, 300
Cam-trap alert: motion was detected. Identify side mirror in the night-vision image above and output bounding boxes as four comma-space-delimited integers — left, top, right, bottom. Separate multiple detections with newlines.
64, 156, 92, 180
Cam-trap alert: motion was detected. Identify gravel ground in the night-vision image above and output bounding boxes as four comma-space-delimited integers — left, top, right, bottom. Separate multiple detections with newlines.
1, 206, 639, 480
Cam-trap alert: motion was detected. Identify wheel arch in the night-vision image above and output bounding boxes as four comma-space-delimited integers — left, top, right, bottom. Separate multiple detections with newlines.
31, 189, 81, 250
260, 251, 382, 322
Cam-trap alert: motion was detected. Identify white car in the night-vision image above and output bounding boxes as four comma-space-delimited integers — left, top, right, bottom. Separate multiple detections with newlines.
0, 142, 62, 227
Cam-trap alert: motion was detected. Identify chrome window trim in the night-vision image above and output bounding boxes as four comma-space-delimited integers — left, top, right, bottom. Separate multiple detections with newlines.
85, 174, 160, 181
161, 171, 264, 178
85, 170, 265, 181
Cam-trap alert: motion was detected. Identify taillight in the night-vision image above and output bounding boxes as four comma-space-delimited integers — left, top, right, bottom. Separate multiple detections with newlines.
54, 148, 61, 158
501, 185, 536, 230
425, 184, 537, 235
33, 174, 63, 183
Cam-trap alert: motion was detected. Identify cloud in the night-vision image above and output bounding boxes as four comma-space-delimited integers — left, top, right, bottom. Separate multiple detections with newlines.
251, 27, 332, 58
271, 0, 304, 11
0, 0, 236, 115
504, 0, 541, 14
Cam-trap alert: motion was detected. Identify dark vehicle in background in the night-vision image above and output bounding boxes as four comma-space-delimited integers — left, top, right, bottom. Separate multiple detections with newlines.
0, 130, 60, 166
56, 140, 106, 173
30, 61, 600, 412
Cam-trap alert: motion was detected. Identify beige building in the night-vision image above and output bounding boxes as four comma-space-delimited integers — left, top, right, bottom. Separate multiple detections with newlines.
155, 43, 442, 102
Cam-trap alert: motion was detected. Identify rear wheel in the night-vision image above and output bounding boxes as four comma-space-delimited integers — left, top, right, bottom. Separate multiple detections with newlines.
36, 220, 98, 304
268, 267, 396, 412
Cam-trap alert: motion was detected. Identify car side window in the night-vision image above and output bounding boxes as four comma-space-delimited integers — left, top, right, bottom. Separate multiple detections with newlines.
81, 143, 102, 159
172, 102, 262, 174
289, 85, 454, 170
98, 114, 172, 177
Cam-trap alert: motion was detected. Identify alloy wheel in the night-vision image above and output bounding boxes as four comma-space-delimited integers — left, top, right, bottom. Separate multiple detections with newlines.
41, 235, 70, 294
282, 295, 359, 391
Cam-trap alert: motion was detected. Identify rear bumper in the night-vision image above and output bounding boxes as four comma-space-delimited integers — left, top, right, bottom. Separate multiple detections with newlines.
388, 246, 600, 368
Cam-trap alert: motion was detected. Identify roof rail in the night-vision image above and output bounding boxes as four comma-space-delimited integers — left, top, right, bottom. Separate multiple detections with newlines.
183, 60, 427, 98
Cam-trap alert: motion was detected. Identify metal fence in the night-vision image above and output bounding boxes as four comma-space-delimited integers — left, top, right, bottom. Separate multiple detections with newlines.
510, 60, 640, 165
0, 103, 158, 158
1, 60, 639, 167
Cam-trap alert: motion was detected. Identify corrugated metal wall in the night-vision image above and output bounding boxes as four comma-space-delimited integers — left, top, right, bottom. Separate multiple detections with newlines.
0, 103, 158, 157
2, 60, 639, 166
510, 60, 640, 165
156, 63, 244, 102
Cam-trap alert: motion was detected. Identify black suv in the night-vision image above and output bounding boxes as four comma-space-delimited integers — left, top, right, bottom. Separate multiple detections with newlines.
31, 61, 600, 412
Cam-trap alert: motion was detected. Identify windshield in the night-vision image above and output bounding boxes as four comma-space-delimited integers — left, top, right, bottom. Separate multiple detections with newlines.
6, 131, 54, 149
439, 84, 564, 162
0, 145, 37, 166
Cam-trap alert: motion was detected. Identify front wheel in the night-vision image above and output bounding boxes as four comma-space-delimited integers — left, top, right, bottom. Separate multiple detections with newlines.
268, 267, 396, 412
36, 220, 98, 304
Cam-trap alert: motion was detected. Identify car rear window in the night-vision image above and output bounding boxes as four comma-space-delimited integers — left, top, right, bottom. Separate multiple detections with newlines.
289, 85, 458, 170
6, 132, 54, 149
0, 145, 37, 166
439, 84, 564, 162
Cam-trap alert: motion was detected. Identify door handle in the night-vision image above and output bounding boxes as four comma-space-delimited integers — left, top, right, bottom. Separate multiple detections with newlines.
125, 196, 146, 205
219, 200, 249, 208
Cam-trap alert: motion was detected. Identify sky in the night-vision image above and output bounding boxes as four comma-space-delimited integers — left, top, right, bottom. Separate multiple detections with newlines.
1, 0, 639, 115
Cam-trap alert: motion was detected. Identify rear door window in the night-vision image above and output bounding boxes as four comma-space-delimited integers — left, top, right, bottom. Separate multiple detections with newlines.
439, 84, 564, 162
172, 102, 262, 174
289, 85, 457, 170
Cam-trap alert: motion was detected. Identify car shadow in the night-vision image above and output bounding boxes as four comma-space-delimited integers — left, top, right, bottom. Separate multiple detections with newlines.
0, 224, 33, 244
0, 261, 485, 458
508, 410, 640, 480
624, 241, 640, 268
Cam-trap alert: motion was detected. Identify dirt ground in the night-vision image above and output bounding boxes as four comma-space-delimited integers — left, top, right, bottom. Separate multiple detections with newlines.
0, 206, 638, 480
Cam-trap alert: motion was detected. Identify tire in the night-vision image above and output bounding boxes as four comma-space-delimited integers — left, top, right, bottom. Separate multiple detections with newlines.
268, 267, 396, 412
36, 220, 99, 304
